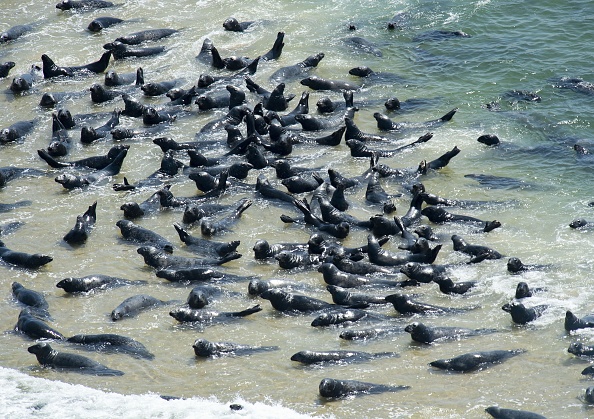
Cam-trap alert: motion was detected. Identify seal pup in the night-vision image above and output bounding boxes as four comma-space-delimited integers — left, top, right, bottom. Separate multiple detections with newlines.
290, 350, 398, 365
63, 201, 97, 245
67, 334, 154, 360
318, 378, 409, 399
485, 406, 546, 419
192, 338, 279, 357
28, 342, 123, 376
404, 322, 498, 344
56, 275, 148, 293
111, 294, 176, 321
429, 349, 526, 372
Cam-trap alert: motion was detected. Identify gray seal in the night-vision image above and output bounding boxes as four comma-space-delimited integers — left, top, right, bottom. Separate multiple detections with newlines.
111, 294, 173, 321
319, 378, 409, 399
15, 308, 63, 340
28, 342, 124, 376
67, 334, 154, 360
56, 274, 148, 293
63, 201, 97, 245
0, 240, 52, 269
429, 349, 526, 372
404, 322, 498, 344
192, 338, 279, 357
290, 350, 398, 365
485, 406, 546, 419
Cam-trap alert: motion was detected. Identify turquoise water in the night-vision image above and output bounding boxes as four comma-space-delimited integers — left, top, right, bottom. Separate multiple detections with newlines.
1, 0, 594, 417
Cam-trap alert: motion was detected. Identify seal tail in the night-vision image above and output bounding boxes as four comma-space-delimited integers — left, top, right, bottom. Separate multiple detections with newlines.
173, 223, 190, 243
135, 67, 144, 86
216, 251, 242, 265
232, 304, 262, 317
210, 46, 225, 69
37, 149, 69, 168
439, 107, 458, 122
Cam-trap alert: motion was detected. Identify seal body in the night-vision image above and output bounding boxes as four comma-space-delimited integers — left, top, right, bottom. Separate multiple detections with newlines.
111, 294, 170, 320
63, 202, 97, 244
430, 349, 526, 372
319, 378, 409, 398
28, 342, 123, 376
56, 274, 147, 293
16, 309, 63, 340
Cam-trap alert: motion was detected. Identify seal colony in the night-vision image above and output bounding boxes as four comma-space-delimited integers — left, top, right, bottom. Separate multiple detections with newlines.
0, 1, 589, 418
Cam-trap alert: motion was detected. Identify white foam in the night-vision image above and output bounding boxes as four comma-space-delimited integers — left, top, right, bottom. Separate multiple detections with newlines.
0, 367, 319, 419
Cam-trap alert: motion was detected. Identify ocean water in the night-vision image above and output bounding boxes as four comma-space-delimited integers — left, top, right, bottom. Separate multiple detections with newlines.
1, 0, 594, 417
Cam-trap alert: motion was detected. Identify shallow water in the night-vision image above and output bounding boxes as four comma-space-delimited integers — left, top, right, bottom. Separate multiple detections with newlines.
1, 0, 594, 418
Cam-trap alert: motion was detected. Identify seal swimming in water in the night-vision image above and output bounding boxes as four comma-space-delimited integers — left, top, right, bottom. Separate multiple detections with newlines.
111, 294, 175, 321
12, 282, 49, 314
28, 342, 124, 376
55, 148, 128, 189
429, 349, 526, 372
318, 378, 409, 399
67, 334, 154, 360
386, 294, 476, 316
564, 310, 594, 331
63, 201, 97, 245
291, 350, 398, 365
116, 219, 173, 252
15, 308, 63, 340
41, 52, 111, 78
404, 322, 498, 344
169, 305, 262, 324
485, 406, 546, 419
192, 338, 279, 357
259, 289, 333, 313
0, 240, 52, 269
501, 301, 548, 324
56, 275, 148, 293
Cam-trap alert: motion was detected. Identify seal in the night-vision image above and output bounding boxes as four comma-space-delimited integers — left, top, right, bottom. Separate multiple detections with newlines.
10, 65, 43, 93
56, 274, 148, 293
367, 235, 441, 266
275, 250, 322, 270
344, 36, 383, 57
269, 52, 325, 83
300, 76, 359, 92
12, 282, 49, 313
223, 17, 254, 32
318, 263, 406, 288
116, 28, 178, 45
585, 387, 594, 404
103, 41, 166, 60
404, 322, 498, 344
433, 277, 477, 295
0, 61, 16, 78
247, 278, 314, 296
386, 294, 475, 315
422, 207, 500, 232
515, 282, 544, 299
501, 301, 548, 324
507, 257, 549, 273
87, 16, 125, 32
451, 234, 503, 260
429, 349, 526, 372
564, 310, 594, 331
116, 219, 173, 252
155, 267, 225, 283
80, 109, 122, 143
186, 285, 224, 309
399, 262, 449, 283
200, 199, 253, 236
67, 334, 154, 359
56, 0, 116, 11
28, 342, 124, 376
311, 308, 388, 327
282, 173, 324, 194
170, 305, 262, 324
192, 338, 279, 357
0, 120, 36, 144
252, 238, 307, 260
105, 67, 144, 86
318, 378, 409, 399
485, 406, 546, 419
339, 326, 404, 341
0, 240, 52, 269
174, 223, 240, 257
63, 201, 97, 245
15, 308, 63, 340
290, 350, 397, 365
259, 289, 332, 313
1, 24, 34, 43
136, 245, 241, 270
47, 114, 72, 157
55, 147, 128, 189
111, 294, 174, 321
89, 83, 124, 103
568, 342, 594, 358
41, 52, 111, 78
